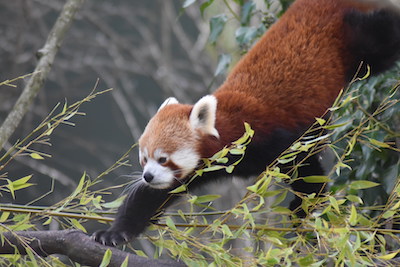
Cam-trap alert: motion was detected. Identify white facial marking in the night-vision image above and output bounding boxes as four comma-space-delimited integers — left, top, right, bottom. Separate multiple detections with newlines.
139, 148, 149, 166
142, 159, 175, 189
171, 148, 200, 178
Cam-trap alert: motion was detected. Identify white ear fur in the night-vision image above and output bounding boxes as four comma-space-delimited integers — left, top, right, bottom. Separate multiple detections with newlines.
158, 97, 179, 112
189, 95, 219, 138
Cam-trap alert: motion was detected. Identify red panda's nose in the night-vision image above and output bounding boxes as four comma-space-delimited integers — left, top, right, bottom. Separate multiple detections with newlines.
143, 172, 154, 183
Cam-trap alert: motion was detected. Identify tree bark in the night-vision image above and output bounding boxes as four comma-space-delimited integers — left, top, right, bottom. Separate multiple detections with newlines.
0, 230, 185, 267
0, 0, 86, 149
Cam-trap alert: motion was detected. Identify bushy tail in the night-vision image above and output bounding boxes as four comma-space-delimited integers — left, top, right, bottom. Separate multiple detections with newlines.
345, 4, 400, 76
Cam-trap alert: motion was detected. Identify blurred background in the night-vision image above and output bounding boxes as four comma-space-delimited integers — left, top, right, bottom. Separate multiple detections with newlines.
0, 0, 238, 204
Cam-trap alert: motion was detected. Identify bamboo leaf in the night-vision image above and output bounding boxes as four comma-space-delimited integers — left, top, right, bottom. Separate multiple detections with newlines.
350, 180, 380, 190
169, 184, 187, 194
349, 205, 357, 226
303, 176, 331, 183
99, 249, 112, 267
30, 153, 44, 160
70, 219, 87, 233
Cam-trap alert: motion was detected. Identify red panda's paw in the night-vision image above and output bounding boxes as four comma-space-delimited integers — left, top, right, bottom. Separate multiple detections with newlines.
92, 229, 132, 247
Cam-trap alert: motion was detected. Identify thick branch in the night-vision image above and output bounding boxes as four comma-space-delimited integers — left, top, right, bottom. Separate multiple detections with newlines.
0, 0, 86, 149
0, 230, 185, 267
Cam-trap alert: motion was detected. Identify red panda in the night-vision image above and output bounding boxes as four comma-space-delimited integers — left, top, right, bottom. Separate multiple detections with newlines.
94, 0, 400, 246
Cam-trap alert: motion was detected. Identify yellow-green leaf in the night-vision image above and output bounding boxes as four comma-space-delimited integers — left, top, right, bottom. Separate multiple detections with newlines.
30, 153, 44, 160
102, 195, 126, 209
349, 205, 357, 226
43, 217, 52, 226
377, 251, 399, 260
169, 184, 187, 194
99, 249, 112, 267
368, 138, 391, 149
0, 212, 10, 223
329, 196, 340, 214
350, 180, 380, 190
346, 195, 363, 204
165, 217, 177, 231
316, 118, 326, 126
303, 176, 331, 183
120, 256, 129, 267
70, 172, 86, 199
70, 219, 87, 233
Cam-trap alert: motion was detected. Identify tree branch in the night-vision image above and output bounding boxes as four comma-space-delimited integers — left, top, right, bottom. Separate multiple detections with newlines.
0, 0, 86, 149
0, 230, 185, 267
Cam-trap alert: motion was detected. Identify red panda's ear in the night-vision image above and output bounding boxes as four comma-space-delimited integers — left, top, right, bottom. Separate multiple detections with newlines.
158, 97, 179, 112
190, 95, 219, 138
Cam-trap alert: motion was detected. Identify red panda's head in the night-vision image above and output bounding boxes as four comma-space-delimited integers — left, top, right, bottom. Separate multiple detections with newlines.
138, 95, 219, 189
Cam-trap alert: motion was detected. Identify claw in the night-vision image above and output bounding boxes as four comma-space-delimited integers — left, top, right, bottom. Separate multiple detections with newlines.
122, 232, 130, 242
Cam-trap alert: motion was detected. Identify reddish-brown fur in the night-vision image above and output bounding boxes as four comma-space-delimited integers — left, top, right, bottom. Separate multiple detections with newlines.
94, 0, 400, 246
142, 0, 397, 165
202, 0, 363, 157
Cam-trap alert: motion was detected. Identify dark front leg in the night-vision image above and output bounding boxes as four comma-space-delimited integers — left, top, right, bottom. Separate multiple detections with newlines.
93, 183, 172, 246
289, 154, 326, 217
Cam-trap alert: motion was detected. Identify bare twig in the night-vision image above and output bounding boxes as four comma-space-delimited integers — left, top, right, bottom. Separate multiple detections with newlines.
0, 0, 86, 149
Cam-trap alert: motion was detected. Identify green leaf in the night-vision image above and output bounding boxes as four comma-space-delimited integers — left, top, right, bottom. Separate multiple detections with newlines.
244, 122, 254, 137
277, 156, 297, 164
99, 249, 112, 267
225, 165, 235, 173
120, 256, 129, 267
200, 0, 215, 17
316, 118, 326, 125
189, 194, 220, 204
214, 54, 231, 76
368, 138, 391, 149
383, 210, 395, 219
303, 176, 331, 183
70, 172, 86, 199
202, 165, 225, 172
272, 190, 287, 207
235, 26, 259, 46
43, 217, 52, 226
349, 205, 357, 226
349, 180, 380, 190
345, 195, 363, 204
166, 217, 177, 231
0, 212, 10, 223
169, 184, 187, 194
133, 249, 148, 258
377, 251, 399, 260
209, 14, 228, 44
6, 179, 15, 199
45, 123, 54, 136
323, 121, 351, 130
102, 195, 126, 209
299, 254, 314, 267
229, 148, 245, 155
70, 219, 87, 233
329, 196, 340, 214
9, 175, 34, 191
215, 157, 228, 164
240, 1, 255, 25
30, 153, 44, 160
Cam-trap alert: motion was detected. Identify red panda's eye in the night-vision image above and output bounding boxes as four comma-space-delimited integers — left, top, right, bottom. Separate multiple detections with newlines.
143, 157, 147, 164
158, 157, 167, 164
